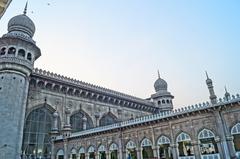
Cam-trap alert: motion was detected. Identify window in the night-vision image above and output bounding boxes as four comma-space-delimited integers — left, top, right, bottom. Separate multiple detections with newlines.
198, 129, 218, 155
27, 53, 32, 61
18, 49, 26, 57
0, 47, 6, 55
176, 132, 194, 157
158, 136, 172, 159
8, 47, 16, 55
99, 112, 117, 126
22, 107, 57, 158
162, 100, 165, 104
231, 123, 240, 153
70, 111, 93, 132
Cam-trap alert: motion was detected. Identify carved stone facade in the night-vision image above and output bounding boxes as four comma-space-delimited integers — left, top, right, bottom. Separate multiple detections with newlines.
53, 97, 240, 159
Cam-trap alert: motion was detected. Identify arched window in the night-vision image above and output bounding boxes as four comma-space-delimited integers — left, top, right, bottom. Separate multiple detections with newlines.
158, 101, 161, 105
141, 138, 154, 159
99, 112, 117, 126
198, 129, 219, 158
8, 47, 16, 55
176, 132, 194, 157
22, 107, 56, 158
70, 110, 93, 132
56, 149, 64, 159
18, 49, 26, 58
98, 145, 106, 159
157, 136, 172, 159
0, 47, 6, 55
71, 148, 77, 159
231, 123, 240, 157
162, 100, 166, 104
27, 53, 32, 61
166, 100, 170, 104
79, 147, 85, 159
88, 146, 95, 159
126, 141, 137, 159
109, 143, 118, 159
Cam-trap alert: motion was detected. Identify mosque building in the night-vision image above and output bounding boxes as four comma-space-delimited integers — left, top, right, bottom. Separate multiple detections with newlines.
0, 6, 239, 159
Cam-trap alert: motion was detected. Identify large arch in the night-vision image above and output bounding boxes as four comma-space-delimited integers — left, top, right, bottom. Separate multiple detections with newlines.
126, 140, 137, 159
176, 132, 194, 158
56, 149, 64, 159
88, 146, 95, 159
109, 143, 118, 159
99, 112, 118, 126
141, 138, 154, 159
79, 147, 85, 159
70, 110, 94, 132
198, 128, 219, 158
231, 123, 240, 157
22, 104, 58, 158
98, 145, 106, 159
157, 135, 172, 159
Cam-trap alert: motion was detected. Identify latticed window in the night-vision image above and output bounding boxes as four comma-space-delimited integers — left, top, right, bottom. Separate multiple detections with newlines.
99, 112, 117, 126
141, 138, 152, 147
22, 107, 54, 158
70, 111, 93, 132
231, 123, 240, 152
198, 129, 218, 155
177, 132, 194, 157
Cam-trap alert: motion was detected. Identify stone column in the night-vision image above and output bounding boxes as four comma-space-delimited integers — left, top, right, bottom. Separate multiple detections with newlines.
63, 139, 68, 159
192, 140, 201, 159
214, 111, 231, 159
137, 148, 142, 159
50, 111, 59, 159
117, 134, 123, 159
170, 144, 178, 159
152, 146, 158, 158
83, 115, 87, 130
156, 146, 160, 159
214, 136, 224, 159
106, 151, 110, 159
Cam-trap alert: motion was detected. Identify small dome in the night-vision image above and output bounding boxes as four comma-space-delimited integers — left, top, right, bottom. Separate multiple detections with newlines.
53, 111, 59, 118
8, 14, 35, 37
154, 77, 168, 92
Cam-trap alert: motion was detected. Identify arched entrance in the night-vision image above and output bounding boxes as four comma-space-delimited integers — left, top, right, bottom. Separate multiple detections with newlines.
70, 110, 93, 132
231, 123, 240, 158
70, 148, 77, 159
141, 138, 154, 159
126, 140, 137, 159
157, 135, 173, 159
22, 106, 57, 158
198, 129, 219, 159
176, 132, 194, 159
56, 149, 64, 159
109, 143, 118, 159
79, 147, 85, 159
99, 112, 118, 126
98, 145, 106, 159
88, 146, 95, 159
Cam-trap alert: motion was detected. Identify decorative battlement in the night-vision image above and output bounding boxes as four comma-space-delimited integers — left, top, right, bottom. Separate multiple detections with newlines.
55, 93, 240, 141
32, 68, 158, 112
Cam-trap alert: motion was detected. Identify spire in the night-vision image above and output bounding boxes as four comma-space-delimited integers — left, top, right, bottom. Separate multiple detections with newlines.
158, 70, 160, 79
205, 71, 209, 79
23, 1, 28, 15
224, 85, 228, 93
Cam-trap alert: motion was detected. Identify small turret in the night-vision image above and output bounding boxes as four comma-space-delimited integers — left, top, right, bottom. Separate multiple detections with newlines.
151, 71, 174, 112
205, 72, 217, 105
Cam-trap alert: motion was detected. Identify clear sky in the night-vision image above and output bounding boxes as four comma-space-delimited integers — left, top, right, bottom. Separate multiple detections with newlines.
1, 0, 240, 108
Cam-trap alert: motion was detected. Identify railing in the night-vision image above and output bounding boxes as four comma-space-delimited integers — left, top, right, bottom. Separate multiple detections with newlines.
201, 154, 220, 159
179, 156, 195, 159
55, 93, 240, 140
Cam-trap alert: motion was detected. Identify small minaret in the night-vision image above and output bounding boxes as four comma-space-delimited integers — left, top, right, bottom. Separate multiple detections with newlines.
151, 71, 174, 112
224, 86, 231, 101
0, 3, 41, 158
205, 72, 217, 105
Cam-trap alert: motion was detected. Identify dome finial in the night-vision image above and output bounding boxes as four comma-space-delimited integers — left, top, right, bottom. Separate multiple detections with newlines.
205, 71, 209, 79
23, 1, 28, 15
158, 70, 160, 79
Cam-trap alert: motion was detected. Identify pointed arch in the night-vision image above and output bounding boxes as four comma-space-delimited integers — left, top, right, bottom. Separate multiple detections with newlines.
22, 104, 59, 157
71, 148, 77, 154
126, 140, 136, 149
79, 147, 85, 154
198, 128, 215, 139
99, 112, 118, 126
176, 132, 191, 142
141, 138, 152, 147
70, 109, 94, 132
98, 145, 106, 152
231, 123, 240, 135
88, 146, 95, 153
57, 149, 64, 156
157, 135, 171, 145
109, 143, 118, 151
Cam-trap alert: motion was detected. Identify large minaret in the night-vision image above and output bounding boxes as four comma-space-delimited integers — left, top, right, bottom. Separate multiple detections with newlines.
0, 4, 41, 158
205, 72, 217, 105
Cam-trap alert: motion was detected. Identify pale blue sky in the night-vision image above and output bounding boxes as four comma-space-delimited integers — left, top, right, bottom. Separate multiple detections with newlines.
1, 0, 240, 107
